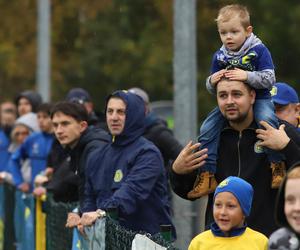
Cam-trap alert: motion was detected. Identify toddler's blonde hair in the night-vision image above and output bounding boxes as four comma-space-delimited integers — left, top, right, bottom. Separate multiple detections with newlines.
216, 4, 251, 29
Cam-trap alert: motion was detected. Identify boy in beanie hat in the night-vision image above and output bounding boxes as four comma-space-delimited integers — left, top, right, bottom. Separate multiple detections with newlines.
189, 176, 268, 250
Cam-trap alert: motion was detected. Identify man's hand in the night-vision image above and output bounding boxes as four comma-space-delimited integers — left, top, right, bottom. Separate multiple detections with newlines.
256, 121, 290, 150
224, 68, 248, 81
77, 224, 86, 237
45, 167, 54, 178
210, 69, 226, 87
34, 175, 48, 187
33, 186, 46, 197
65, 212, 81, 228
18, 182, 30, 193
172, 141, 208, 175
0, 172, 6, 183
80, 211, 100, 226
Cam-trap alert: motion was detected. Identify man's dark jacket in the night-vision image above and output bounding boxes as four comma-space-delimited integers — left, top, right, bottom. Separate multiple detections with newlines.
46, 139, 77, 202
170, 120, 300, 237
143, 111, 182, 169
83, 91, 175, 237
69, 127, 110, 210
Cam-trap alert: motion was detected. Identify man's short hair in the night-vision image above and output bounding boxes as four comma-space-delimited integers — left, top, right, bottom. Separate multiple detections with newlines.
51, 101, 88, 122
37, 103, 53, 116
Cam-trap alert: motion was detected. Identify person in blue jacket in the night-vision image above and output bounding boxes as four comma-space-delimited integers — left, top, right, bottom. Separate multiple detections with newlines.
9, 103, 54, 192
0, 101, 17, 172
80, 90, 175, 237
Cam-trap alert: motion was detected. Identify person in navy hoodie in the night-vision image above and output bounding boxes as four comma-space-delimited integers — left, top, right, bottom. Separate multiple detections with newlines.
80, 90, 175, 237
9, 103, 54, 192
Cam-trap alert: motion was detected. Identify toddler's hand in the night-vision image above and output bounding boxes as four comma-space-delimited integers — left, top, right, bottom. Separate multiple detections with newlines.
210, 69, 226, 87
225, 68, 248, 81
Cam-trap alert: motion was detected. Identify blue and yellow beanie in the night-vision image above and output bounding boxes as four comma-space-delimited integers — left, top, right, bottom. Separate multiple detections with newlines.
213, 176, 254, 217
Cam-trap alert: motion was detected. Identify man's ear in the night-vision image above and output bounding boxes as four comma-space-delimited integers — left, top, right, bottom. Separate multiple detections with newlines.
79, 121, 88, 133
295, 103, 300, 115
250, 89, 256, 105
84, 102, 93, 114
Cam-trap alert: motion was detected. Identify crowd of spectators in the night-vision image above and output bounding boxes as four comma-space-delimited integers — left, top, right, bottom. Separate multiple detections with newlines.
1, 5, 300, 249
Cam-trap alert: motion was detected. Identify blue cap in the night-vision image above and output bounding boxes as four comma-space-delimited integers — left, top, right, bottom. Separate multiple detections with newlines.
66, 88, 91, 104
271, 82, 299, 105
214, 176, 253, 217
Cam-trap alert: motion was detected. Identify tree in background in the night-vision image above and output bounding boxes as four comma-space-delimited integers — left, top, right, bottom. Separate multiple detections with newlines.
0, 0, 299, 122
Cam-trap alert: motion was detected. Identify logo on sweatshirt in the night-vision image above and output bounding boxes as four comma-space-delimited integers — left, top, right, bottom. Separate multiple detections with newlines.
32, 143, 39, 155
254, 141, 264, 154
114, 169, 123, 182
270, 86, 277, 97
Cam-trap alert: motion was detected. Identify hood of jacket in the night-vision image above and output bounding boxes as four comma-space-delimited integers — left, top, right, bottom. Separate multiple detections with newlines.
15, 90, 43, 113
275, 161, 300, 230
144, 111, 168, 129
14, 112, 40, 132
105, 90, 145, 146
75, 126, 110, 152
67, 126, 109, 174
220, 33, 262, 59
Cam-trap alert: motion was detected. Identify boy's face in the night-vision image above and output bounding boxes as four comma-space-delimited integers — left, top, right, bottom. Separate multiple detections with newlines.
13, 125, 30, 144
37, 111, 53, 133
213, 191, 245, 234
18, 97, 32, 116
284, 178, 300, 234
52, 111, 87, 148
0, 102, 16, 127
218, 16, 252, 52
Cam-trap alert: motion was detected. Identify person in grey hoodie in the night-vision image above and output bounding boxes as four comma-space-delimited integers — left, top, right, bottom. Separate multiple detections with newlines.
0, 112, 39, 184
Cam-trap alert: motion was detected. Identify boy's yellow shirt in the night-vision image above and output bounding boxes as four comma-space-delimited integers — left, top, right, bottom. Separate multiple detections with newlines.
188, 227, 268, 250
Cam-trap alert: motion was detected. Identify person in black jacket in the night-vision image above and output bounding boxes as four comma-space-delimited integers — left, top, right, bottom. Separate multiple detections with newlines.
50, 101, 110, 228
33, 138, 78, 203
128, 87, 182, 201
170, 77, 300, 237
128, 87, 182, 169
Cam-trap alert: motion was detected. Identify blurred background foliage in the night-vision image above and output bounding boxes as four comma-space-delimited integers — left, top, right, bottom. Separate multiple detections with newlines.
0, 0, 299, 123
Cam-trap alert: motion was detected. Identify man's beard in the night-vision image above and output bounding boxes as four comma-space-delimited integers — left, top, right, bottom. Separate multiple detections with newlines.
224, 110, 249, 124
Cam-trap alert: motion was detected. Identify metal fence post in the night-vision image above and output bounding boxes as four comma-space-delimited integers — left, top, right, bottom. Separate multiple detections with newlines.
173, 1, 198, 249
37, 0, 51, 102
